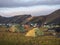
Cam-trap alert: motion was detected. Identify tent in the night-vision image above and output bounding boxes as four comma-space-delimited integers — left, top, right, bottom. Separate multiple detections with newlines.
9, 24, 25, 32
25, 27, 44, 37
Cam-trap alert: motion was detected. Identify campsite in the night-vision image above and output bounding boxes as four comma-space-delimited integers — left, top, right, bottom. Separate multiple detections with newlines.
0, 2, 60, 45
0, 23, 60, 45
0, 12, 60, 45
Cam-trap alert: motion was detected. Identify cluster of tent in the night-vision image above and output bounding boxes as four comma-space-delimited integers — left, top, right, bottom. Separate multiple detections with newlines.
8, 24, 44, 37
9, 24, 25, 32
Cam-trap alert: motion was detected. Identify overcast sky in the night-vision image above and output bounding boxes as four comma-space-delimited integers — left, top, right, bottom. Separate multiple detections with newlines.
0, 0, 60, 17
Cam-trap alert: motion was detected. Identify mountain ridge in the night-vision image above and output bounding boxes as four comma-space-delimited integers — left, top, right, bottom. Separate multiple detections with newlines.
0, 9, 60, 25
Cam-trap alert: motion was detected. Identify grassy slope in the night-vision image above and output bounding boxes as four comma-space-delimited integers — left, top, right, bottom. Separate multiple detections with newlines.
0, 32, 60, 45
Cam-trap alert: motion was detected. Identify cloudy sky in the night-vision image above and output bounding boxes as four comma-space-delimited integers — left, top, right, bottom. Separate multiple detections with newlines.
0, 0, 60, 17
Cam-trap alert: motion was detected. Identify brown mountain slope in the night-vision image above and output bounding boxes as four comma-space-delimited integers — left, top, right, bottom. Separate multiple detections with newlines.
0, 9, 60, 25
0, 15, 32, 24
46, 9, 60, 24
28, 9, 60, 25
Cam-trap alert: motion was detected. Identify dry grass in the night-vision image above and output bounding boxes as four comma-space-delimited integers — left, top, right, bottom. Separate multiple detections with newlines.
0, 32, 60, 45
0, 26, 60, 45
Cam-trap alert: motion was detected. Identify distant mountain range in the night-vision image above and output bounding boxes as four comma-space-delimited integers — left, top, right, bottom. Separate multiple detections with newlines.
0, 9, 60, 25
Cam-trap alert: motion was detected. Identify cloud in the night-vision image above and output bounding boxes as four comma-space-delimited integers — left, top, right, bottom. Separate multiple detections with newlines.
0, 0, 60, 7
0, 5, 60, 17
0, 0, 60, 17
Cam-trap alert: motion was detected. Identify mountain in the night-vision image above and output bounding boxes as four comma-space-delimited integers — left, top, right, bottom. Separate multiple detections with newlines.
45, 9, 60, 24
26, 16, 46, 24
8, 15, 31, 24
0, 16, 7, 24
0, 15, 31, 24
28, 9, 60, 25
0, 9, 60, 25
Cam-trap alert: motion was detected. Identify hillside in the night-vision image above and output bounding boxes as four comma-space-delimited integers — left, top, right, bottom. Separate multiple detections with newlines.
26, 16, 46, 25
0, 15, 31, 24
45, 9, 60, 24
0, 16, 7, 24
0, 9, 60, 25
